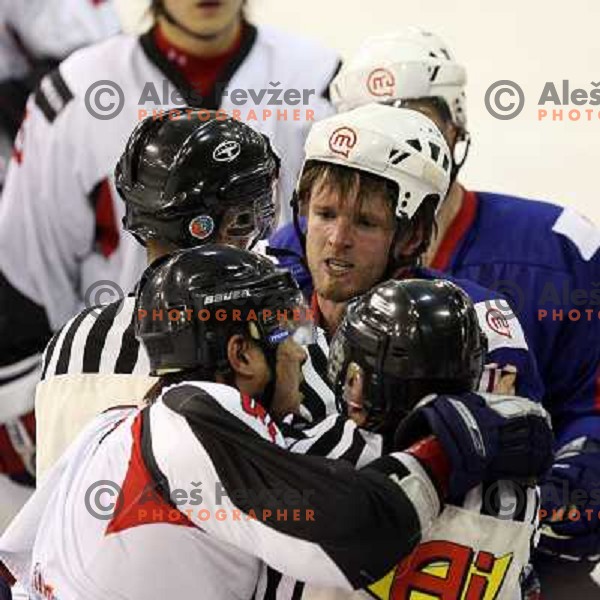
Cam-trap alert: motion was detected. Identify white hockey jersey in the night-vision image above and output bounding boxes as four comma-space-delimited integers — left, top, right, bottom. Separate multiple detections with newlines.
0, 382, 441, 599
0, 0, 120, 82
0, 0, 119, 190
0, 26, 339, 332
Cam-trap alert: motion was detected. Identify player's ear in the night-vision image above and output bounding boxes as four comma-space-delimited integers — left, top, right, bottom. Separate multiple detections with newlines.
394, 221, 426, 259
393, 197, 438, 260
227, 334, 256, 377
443, 121, 460, 152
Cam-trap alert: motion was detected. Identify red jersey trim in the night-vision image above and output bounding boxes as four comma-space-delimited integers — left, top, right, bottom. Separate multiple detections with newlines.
153, 24, 243, 98
92, 179, 119, 259
431, 190, 478, 272
106, 412, 197, 534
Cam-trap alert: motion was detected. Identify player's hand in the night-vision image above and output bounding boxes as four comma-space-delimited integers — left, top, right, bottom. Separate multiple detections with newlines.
538, 437, 600, 560
394, 392, 554, 500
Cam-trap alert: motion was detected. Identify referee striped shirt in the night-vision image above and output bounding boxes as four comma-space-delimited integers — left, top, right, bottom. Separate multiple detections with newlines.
41, 295, 150, 380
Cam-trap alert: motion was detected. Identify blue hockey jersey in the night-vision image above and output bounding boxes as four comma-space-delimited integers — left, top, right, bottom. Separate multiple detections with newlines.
269, 191, 600, 447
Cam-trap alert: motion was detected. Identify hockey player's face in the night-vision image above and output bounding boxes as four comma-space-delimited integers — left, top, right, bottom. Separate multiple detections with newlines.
344, 362, 368, 427
306, 184, 396, 303
163, 0, 244, 37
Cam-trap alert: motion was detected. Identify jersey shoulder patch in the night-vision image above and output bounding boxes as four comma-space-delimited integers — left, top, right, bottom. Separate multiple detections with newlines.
474, 301, 528, 352
552, 207, 600, 261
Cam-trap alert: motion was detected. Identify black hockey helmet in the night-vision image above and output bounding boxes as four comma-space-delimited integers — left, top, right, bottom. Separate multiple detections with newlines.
136, 244, 313, 378
328, 278, 487, 433
115, 109, 279, 249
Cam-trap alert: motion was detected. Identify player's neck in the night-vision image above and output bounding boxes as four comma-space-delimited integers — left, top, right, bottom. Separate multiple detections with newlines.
423, 181, 465, 267
156, 16, 242, 57
146, 241, 176, 265
316, 295, 348, 339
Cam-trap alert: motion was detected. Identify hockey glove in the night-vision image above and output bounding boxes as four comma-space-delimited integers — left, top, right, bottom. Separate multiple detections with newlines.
394, 392, 554, 500
538, 437, 600, 560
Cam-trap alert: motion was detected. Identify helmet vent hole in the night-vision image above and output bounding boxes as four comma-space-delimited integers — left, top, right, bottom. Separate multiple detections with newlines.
442, 154, 450, 172
406, 138, 422, 152
429, 142, 440, 161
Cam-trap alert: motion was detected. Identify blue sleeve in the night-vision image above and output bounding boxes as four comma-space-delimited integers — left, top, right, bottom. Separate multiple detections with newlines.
437, 270, 545, 403
448, 256, 600, 448
268, 218, 313, 297
542, 256, 600, 448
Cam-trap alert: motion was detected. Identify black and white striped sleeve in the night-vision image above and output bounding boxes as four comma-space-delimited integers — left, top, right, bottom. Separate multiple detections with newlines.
149, 383, 442, 590
298, 327, 336, 424
41, 296, 148, 379
284, 414, 383, 468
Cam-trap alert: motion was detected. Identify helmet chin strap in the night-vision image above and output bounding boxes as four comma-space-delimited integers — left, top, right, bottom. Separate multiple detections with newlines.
450, 131, 471, 187
155, 0, 234, 42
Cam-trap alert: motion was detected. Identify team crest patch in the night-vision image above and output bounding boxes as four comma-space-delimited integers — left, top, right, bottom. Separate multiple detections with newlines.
486, 308, 512, 338
213, 140, 241, 162
189, 215, 215, 240
329, 127, 357, 158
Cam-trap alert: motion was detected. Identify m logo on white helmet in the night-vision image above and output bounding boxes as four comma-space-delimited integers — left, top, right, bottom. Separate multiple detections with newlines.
329, 127, 357, 158
367, 68, 396, 98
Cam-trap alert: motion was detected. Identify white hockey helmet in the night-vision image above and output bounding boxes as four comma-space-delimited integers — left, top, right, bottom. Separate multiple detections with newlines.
302, 103, 451, 220
330, 27, 467, 131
